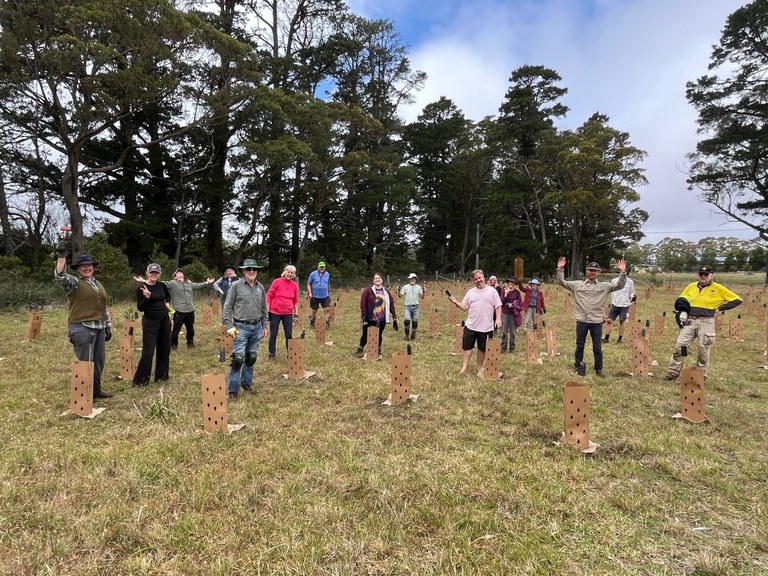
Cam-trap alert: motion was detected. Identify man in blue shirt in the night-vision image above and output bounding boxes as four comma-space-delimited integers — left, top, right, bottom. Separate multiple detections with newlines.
306, 261, 331, 329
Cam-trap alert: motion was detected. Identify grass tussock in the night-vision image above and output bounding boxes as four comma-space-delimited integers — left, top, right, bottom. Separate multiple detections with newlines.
0, 274, 767, 575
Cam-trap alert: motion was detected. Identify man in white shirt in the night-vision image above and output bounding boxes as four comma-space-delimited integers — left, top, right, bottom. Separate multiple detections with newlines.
603, 272, 636, 344
448, 269, 502, 376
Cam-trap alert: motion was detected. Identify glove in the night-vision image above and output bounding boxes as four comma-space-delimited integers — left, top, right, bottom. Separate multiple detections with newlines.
631, 295, 637, 303
392, 319, 399, 332
56, 237, 70, 258
168, 307, 176, 316
104, 327, 112, 342
227, 326, 239, 339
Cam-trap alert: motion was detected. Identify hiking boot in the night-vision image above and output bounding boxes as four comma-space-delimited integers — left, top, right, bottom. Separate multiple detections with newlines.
242, 385, 255, 394
576, 363, 586, 377
228, 391, 239, 400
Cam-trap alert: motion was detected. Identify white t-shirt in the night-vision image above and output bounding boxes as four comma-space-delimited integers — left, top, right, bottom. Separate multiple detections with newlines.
462, 286, 502, 333
610, 277, 636, 307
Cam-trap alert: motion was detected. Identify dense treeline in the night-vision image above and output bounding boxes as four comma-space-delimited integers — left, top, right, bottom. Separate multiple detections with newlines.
1, 0, 749, 283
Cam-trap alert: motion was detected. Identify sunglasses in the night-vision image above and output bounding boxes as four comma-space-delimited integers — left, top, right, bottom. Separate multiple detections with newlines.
698, 272, 711, 276
244, 267, 258, 272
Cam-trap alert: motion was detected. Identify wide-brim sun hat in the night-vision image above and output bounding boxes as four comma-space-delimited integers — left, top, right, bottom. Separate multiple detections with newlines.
239, 258, 263, 269
71, 254, 99, 269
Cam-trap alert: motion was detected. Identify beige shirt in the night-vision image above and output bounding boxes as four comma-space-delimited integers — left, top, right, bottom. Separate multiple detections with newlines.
556, 269, 626, 323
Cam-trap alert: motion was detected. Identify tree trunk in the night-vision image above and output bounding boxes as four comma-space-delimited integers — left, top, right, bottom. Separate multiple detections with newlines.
0, 171, 15, 256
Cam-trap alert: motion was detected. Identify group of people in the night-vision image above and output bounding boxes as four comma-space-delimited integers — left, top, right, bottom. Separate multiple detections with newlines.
55, 240, 743, 402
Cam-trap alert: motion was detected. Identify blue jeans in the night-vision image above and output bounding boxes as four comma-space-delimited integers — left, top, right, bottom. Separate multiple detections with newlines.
228, 321, 264, 393
68, 323, 106, 396
268, 312, 293, 357
575, 321, 603, 371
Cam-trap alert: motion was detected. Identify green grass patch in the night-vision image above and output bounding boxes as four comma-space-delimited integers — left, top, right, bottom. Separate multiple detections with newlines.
1, 277, 766, 574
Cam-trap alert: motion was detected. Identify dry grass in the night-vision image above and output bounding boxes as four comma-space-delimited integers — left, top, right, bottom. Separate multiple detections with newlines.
0, 275, 766, 575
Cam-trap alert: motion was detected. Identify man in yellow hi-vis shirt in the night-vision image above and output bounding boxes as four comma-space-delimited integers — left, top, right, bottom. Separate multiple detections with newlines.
664, 266, 741, 381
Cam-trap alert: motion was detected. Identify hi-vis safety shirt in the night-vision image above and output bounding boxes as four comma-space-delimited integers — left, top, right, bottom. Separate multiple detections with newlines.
678, 281, 741, 318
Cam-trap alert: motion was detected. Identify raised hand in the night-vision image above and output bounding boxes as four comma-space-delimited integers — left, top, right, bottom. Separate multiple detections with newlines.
557, 256, 567, 269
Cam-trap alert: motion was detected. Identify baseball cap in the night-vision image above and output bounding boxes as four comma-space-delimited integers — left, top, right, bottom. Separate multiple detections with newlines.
408, 273, 418, 279
318, 261, 326, 268
530, 278, 540, 285
147, 263, 161, 273
698, 266, 713, 275
173, 268, 184, 277
586, 261, 601, 271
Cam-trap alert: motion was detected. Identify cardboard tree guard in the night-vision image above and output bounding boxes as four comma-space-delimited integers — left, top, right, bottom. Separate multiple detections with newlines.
364, 325, 379, 361
201, 373, 228, 432
563, 381, 591, 450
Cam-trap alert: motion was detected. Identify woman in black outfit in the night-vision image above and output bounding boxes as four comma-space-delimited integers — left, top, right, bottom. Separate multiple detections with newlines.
133, 263, 172, 386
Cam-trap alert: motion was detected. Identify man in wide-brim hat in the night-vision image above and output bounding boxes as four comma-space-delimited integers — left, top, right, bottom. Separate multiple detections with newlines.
222, 259, 268, 398
54, 244, 113, 400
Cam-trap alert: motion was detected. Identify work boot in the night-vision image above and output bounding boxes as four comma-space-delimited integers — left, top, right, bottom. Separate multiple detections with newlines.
410, 331, 416, 341
310, 318, 315, 329
577, 362, 586, 376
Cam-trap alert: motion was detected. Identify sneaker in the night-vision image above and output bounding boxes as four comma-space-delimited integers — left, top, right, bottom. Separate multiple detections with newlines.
94, 392, 113, 399
663, 374, 676, 382
595, 369, 605, 378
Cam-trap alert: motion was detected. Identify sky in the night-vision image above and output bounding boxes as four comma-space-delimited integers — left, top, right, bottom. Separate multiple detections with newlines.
345, 0, 759, 246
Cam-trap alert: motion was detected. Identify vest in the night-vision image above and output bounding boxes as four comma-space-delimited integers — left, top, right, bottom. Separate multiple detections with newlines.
68, 278, 108, 324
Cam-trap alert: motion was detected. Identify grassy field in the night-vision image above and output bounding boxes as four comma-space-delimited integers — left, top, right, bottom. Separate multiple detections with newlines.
1, 274, 766, 575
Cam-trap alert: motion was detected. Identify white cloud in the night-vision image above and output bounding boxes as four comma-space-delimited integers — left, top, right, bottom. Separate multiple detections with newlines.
347, 0, 760, 245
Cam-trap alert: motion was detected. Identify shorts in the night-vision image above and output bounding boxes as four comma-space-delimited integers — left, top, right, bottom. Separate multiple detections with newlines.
607, 305, 629, 322
310, 296, 331, 310
462, 326, 493, 352
404, 304, 419, 321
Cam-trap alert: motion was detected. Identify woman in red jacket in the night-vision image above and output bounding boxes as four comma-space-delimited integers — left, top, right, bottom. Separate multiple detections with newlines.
356, 272, 397, 359
266, 264, 299, 359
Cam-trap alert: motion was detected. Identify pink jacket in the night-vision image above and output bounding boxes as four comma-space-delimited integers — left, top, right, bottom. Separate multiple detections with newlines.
266, 277, 299, 315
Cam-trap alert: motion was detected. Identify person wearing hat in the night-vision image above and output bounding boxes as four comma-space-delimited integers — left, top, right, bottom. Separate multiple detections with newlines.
663, 266, 741, 382
213, 265, 240, 322
519, 278, 546, 332
556, 257, 626, 377
222, 259, 268, 398
500, 278, 523, 353
398, 273, 424, 341
54, 240, 113, 400
132, 268, 215, 349
133, 263, 173, 386
306, 261, 331, 329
